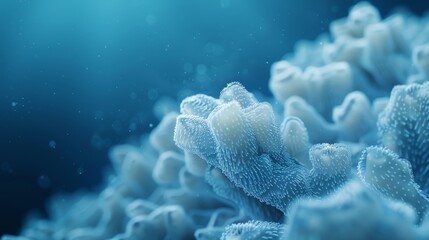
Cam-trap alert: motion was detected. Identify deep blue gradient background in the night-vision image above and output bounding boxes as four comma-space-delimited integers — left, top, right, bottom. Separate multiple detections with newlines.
1, 0, 428, 235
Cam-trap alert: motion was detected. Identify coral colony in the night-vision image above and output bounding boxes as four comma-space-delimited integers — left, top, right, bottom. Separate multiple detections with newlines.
4, 2, 429, 240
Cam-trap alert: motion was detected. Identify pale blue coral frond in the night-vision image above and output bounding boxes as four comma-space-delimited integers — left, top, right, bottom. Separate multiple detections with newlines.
358, 146, 429, 219
378, 82, 429, 195
284, 180, 420, 240
221, 220, 283, 240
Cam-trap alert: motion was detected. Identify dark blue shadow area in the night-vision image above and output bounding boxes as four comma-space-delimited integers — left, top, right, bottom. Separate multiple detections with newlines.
0, 0, 428, 235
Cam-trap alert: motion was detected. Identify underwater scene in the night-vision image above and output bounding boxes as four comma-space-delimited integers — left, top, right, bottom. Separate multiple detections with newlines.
2, 0, 429, 239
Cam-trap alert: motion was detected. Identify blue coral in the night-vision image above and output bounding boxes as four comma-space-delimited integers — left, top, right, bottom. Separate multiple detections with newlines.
221, 220, 283, 240
4, 2, 429, 240
174, 82, 353, 216
377, 83, 429, 195
284, 180, 423, 240
358, 146, 429, 219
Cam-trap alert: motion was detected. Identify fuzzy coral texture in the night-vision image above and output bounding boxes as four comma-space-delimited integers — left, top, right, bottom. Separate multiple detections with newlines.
4, 2, 429, 240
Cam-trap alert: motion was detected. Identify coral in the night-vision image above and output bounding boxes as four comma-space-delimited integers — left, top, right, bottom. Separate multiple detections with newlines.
4, 2, 429, 240
270, 61, 354, 119
284, 180, 422, 240
221, 220, 283, 240
111, 205, 194, 240
358, 82, 429, 220
174, 82, 352, 216
358, 146, 429, 219
411, 44, 429, 83
280, 117, 311, 168
307, 143, 351, 196
378, 83, 429, 195
270, 2, 429, 146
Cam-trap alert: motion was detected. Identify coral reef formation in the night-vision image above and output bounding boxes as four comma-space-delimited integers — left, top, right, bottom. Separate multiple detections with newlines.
4, 2, 429, 240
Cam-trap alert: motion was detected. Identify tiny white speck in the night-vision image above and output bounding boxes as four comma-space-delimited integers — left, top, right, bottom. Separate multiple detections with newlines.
49, 140, 57, 149
77, 167, 84, 175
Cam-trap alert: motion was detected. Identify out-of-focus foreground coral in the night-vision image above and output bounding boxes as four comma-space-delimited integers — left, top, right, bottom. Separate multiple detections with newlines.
4, 2, 429, 240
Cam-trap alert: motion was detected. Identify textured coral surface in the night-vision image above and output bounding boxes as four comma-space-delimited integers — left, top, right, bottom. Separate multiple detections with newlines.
4, 2, 429, 240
